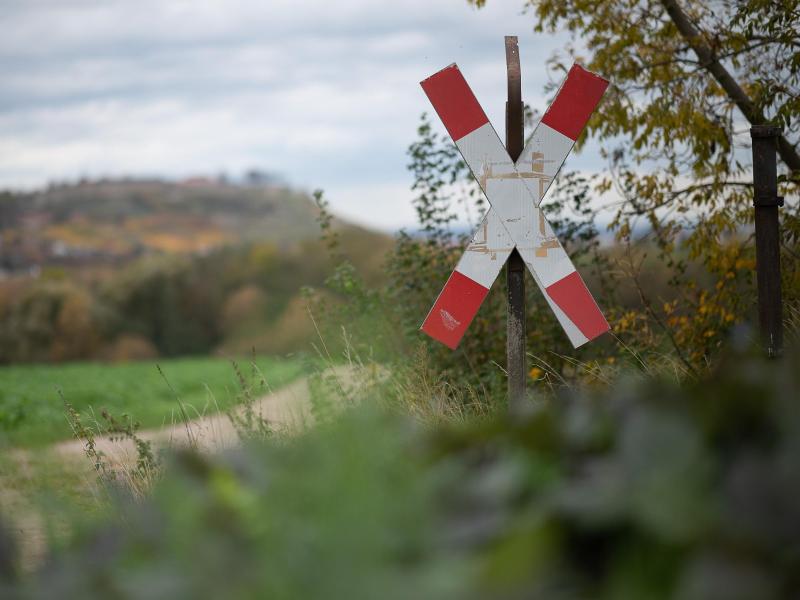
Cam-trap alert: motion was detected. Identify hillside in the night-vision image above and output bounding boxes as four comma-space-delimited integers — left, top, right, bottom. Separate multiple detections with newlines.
0, 177, 394, 363
0, 178, 341, 272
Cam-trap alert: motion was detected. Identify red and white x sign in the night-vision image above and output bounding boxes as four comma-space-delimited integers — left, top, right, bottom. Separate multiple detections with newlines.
420, 63, 611, 349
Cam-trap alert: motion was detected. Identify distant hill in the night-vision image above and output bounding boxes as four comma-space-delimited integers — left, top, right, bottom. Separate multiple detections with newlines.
0, 177, 395, 363
0, 177, 360, 272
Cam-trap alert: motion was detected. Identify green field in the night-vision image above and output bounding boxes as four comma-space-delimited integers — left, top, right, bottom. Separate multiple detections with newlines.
0, 356, 307, 448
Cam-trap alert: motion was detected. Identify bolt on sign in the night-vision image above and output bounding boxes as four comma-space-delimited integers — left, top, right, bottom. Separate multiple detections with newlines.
419, 63, 611, 349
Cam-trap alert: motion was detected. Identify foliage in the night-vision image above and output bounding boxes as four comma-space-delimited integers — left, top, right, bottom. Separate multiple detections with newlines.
305, 190, 399, 368
0, 279, 111, 364
0, 356, 306, 447
0, 219, 392, 364
2, 344, 798, 598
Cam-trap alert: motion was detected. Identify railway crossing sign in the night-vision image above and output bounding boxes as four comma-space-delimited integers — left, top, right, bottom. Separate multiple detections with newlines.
419, 62, 611, 350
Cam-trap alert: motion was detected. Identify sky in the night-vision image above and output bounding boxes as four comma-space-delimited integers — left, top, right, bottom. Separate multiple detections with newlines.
0, 0, 607, 231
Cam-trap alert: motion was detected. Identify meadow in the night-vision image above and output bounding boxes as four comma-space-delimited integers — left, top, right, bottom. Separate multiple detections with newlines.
0, 355, 307, 448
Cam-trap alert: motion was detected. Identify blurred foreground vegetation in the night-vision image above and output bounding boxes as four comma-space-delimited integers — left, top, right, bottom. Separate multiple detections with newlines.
1, 344, 798, 599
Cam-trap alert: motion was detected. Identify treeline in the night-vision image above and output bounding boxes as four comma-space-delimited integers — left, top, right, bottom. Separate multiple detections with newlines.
0, 227, 392, 364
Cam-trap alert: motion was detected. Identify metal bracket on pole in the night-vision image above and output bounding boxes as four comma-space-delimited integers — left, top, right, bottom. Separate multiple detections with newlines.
505, 36, 526, 413
750, 125, 783, 358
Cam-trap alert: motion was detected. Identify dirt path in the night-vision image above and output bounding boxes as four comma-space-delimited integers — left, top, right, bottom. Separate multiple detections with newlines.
52, 373, 321, 467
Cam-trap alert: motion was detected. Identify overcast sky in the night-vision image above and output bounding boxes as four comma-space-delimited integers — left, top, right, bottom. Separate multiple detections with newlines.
0, 0, 607, 230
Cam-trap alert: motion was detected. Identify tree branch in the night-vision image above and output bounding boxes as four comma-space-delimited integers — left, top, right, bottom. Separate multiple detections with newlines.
659, 0, 800, 173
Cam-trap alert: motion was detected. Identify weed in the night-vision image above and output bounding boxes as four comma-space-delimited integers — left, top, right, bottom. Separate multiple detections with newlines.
227, 357, 274, 441
61, 390, 116, 486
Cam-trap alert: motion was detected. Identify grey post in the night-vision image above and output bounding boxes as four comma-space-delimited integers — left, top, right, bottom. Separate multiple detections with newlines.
750, 125, 783, 357
505, 36, 526, 411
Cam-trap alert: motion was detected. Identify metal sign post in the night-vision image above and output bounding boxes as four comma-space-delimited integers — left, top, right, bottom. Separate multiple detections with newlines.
418, 39, 611, 410
504, 37, 526, 412
750, 125, 784, 358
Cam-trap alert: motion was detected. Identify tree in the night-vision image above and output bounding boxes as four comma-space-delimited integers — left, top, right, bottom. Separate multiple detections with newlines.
469, 0, 800, 365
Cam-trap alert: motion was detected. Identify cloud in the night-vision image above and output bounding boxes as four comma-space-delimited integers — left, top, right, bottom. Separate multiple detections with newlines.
0, 0, 600, 229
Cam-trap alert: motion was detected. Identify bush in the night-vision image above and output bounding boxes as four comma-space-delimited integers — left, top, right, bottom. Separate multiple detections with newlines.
0, 279, 110, 363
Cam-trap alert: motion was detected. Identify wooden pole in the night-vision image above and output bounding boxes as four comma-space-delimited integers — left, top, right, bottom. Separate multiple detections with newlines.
505, 36, 526, 412
750, 125, 783, 358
